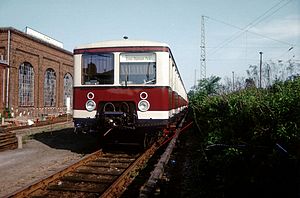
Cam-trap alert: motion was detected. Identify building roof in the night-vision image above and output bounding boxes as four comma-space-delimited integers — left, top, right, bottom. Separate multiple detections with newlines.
0, 27, 72, 55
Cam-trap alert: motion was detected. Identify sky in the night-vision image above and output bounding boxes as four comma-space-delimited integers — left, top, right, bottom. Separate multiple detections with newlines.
0, 0, 299, 90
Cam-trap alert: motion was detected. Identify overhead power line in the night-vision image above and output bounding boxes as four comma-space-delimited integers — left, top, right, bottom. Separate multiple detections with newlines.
207, 16, 295, 46
206, 0, 295, 56
243, 0, 293, 29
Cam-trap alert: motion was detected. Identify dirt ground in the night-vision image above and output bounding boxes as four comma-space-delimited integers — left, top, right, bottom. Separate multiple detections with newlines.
0, 122, 100, 197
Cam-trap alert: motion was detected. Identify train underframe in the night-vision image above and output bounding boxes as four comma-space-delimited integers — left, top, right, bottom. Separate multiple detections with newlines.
73, 102, 186, 147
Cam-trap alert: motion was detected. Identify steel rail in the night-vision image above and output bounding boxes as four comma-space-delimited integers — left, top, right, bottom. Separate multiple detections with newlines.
100, 140, 162, 197
4, 118, 188, 198
4, 150, 102, 198
4, 139, 162, 198
139, 119, 193, 197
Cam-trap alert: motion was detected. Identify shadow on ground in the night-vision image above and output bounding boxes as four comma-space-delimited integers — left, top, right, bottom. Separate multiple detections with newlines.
30, 128, 101, 154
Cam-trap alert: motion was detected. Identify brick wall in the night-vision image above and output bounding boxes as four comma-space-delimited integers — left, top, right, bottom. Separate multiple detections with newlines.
0, 27, 73, 118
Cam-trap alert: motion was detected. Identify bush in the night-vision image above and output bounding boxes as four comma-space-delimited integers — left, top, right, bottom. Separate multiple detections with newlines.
189, 77, 300, 197
191, 77, 300, 155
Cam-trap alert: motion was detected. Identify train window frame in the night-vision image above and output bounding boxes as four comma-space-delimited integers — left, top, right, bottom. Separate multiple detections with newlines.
119, 52, 157, 85
81, 53, 114, 85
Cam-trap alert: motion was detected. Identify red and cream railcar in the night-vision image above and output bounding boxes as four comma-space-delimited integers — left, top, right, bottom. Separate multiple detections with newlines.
73, 40, 188, 133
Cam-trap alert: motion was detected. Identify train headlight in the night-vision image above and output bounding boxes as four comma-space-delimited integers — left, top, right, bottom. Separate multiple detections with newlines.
138, 100, 150, 112
86, 100, 96, 112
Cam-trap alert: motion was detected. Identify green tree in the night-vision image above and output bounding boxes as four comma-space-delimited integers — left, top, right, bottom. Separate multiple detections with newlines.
188, 75, 221, 105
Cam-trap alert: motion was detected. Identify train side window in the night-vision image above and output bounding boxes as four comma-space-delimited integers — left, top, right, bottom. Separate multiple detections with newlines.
119, 53, 156, 85
82, 53, 114, 85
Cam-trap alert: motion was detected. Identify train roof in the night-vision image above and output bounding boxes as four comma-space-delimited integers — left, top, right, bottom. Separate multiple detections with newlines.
74, 39, 187, 93
75, 39, 170, 50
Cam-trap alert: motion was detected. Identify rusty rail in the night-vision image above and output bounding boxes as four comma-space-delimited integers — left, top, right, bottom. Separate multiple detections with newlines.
4, 150, 102, 198
100, 141, 161, 197
4, 117, 191, 198
5, 140, 163, 198
139, 120, 193, 197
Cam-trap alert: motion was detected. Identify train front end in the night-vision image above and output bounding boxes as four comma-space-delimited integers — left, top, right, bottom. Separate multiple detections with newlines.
73, 40, 186, 134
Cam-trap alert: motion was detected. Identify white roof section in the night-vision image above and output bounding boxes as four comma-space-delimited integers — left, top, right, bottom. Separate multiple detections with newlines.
75, 39, 170, 49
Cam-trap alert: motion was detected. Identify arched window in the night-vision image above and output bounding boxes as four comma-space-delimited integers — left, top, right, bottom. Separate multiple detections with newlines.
19, 62, 34, 106
63, 73, 73, 107
44, 68, 56, 107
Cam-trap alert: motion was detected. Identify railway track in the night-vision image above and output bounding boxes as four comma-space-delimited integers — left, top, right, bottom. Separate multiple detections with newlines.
6, 138, 162, 198
5, 114, 191, 198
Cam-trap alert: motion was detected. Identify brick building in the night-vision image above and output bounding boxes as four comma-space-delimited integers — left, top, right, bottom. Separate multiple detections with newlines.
0, 27, 73, 120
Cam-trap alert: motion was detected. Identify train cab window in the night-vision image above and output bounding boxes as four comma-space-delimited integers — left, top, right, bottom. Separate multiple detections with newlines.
119, 53, 156, 85
82, 53, 114, 85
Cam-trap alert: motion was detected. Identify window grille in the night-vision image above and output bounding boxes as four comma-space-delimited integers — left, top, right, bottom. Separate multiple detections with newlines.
44, 68, 56, 107
63, 73, 73, 107
18, 62, 34, 106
